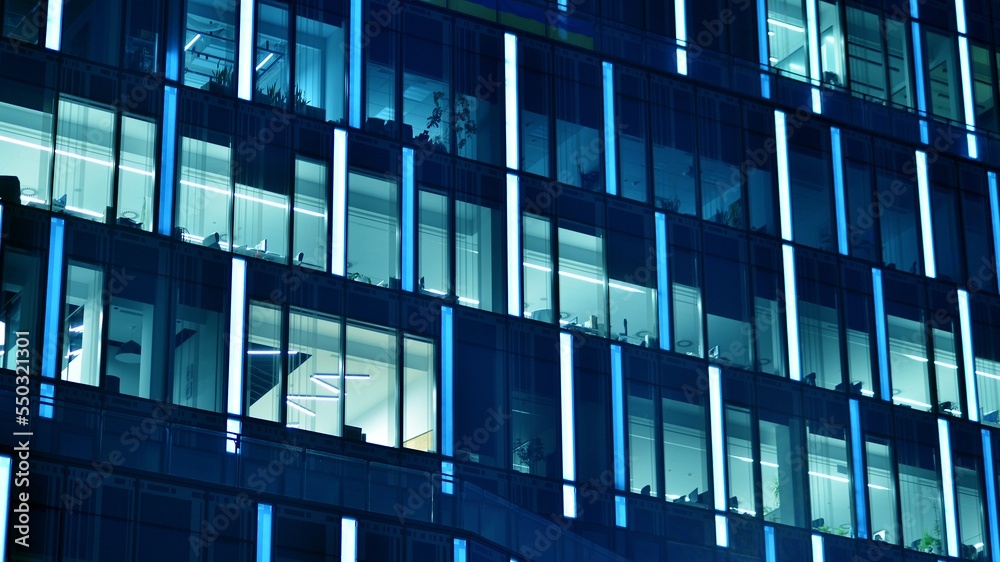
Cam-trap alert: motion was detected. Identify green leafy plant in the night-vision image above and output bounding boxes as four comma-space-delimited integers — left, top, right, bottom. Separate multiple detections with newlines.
916, 526, 942, 553
293, 87, 310, 112
421, 91, 478, 151
514, 437, 545, 473
258, 83, 286, 106
210, 62, 233, 88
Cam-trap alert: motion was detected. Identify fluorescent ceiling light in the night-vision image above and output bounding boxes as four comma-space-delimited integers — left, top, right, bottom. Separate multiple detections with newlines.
767, 18, 805, 32
180, 179, 230, 196
867, 483, 890, 491
0, 134, 52, 152
608, 282, 645, 294
457, 296, 480, 305
287, 394, 340, 401
234, 191, 287, 210
184, 33, 202, 51
524, 262, 552, 273
808, 471, 850, 484
310, 375, 341, 395
65, 206, 104, 219
119, 165, 155, 178
286, 400, 316, 416
293, 207, 325, 218
934, 361, 958, 369
559, 270, 603, 285
69, 324, 85, 333
900, 353, 928, 362
893, 396, 932, 409
255, 52, 274, 72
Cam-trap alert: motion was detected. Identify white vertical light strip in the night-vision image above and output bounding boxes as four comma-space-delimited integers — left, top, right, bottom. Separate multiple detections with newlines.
915, 151, 936, 278
956, 0, 967, 34
611, 345, 625, 491
775, 111, 793, 242
42, 218, 65, 380
615, 495, 627, 528
332, 129, 348, 276
958, 290, 978, 422
256, 503, 273, 562
849, 400, 869, 539
757, 0, 771, 99
805, 0, 822, 113
765, 526, 776, 562
402, 148, 415, 292
831, 127, 848, 255
340, 518, 357, 562
811, 534, 824, 562
655, 213, 671, 351
938, 418, 959, 558
563, 483, 577, 520
989, 172, 1000, 283
226, 418, 242, 455
982, 429, 1000, 562
0, 456, 9, 560
782, 245, 801, 381
715, 515, 729, 548
158, 86, 178, 237
506, 174, 521, 316
228, 258, 247, 416
454, 539, 467, 562
504, 33, 519, 170
602, 62, 617, 196
349, 0, 362, 128
45, 0, 63, 50
560, 332, 576, 518
238, 0, 256, 100
675, 0, 687, 75
442, 307, 454, 457
709, 365, 727, 512
872, 269, 891, 401
959, 41, 978, 158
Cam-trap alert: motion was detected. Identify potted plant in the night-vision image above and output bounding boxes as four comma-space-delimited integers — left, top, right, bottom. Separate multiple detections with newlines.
416, 91, 478, 154
293, 88, 325, 120
206, 62, 233, 95
255, 83, 286, 107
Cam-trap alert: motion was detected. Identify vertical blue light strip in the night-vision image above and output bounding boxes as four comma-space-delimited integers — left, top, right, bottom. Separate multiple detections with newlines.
958, 290, 978, 422
757, 0, 771, 98
956, 0, 968, 34
938, 419, 959, 557
441, 460, 454, 495
454, 539, 467, 562
442, 307, 454, 457
872, 268, 891, 401
765, 526, 777, 562
783, 245, 801, 381
615, 495, 627, 528
709, 365, 727, 512
989, 172, 1000, 284
915, 151, 936, 278
349, 0, 362, 128
611, 345, 625, 491
45, 0, 63, 50
158, 86, 178, 237
675, 0, 687, 75
332, 129, 348, 276
341, 518, 357, 562
655, 212, 671, 351
849, 399, 869, 539
402, 148, 415, 292
256, 503, 272, 562
504, 33, 519, 170
0, 456, 9, 561
602, 62, 617, 196
560, 332, 576, 518
228, 258, 247, 416
831, 127, 848, 255
506, 174, 521, 316
811, 534, 824, 562
237, 0, 255, 100
982, 429, 1000, 562
912, 21, 927, 116
775, 111, 792, 242
42, 218, 65, 380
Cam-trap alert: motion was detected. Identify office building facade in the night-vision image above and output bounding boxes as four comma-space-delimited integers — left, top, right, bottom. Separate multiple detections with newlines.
1, 0, 1000, 560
